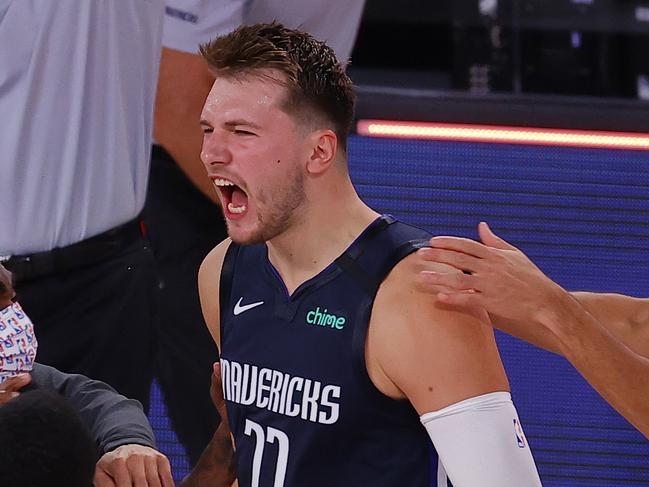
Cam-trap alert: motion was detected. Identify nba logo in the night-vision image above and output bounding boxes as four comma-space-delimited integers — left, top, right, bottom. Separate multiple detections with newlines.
513, 418, 527, 449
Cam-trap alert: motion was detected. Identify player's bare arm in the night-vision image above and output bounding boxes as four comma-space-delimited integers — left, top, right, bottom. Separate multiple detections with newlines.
198, 238, 233, 348
367, 253, 542, 486
368, 255, 508, 408
193, 238, 239, 486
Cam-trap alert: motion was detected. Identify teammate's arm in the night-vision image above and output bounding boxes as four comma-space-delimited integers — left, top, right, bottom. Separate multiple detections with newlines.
154, 47, 218, 203
417, 222, 649, 438
368, 254, 542, 486
570, 292, 649, 357
417, 222, 649, 357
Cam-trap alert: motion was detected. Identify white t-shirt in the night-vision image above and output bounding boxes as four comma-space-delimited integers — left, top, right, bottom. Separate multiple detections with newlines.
0, 0, 164, 255
163, 0, 366, 63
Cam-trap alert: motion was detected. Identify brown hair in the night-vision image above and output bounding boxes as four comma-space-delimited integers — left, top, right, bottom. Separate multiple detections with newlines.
200, 22, 356, 152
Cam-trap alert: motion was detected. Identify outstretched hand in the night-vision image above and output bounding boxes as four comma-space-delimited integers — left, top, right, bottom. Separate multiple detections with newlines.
417, 222, 568, 328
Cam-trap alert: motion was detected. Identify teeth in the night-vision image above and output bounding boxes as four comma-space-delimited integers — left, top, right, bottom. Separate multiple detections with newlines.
228, 203, 247, 214
214, 178, 235, 187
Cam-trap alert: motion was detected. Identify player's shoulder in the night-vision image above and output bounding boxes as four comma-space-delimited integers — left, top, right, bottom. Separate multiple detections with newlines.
199, 238, 233, 280
199, 238, 233, 348
374, 250, 488, 333
381, 250, 461, 297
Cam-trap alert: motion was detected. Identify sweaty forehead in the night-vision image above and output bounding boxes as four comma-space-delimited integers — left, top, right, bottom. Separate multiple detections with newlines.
202, 74, 289, 120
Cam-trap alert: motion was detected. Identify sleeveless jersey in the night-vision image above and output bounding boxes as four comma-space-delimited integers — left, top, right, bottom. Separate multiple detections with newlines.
219, 215, 452, 487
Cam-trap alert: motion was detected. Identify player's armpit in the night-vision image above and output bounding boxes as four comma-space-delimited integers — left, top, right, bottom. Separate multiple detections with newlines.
198, 238, 232, 348
368, 253, 510, 412
421, 392, 542, 486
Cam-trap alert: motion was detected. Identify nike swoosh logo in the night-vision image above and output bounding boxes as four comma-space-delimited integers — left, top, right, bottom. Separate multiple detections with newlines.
233, 297, 264, 316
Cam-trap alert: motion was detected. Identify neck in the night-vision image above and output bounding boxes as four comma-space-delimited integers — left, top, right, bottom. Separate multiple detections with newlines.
266, 177, 378, 294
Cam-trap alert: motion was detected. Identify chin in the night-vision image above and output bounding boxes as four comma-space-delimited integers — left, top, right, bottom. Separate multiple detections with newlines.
226, 223, 265, 246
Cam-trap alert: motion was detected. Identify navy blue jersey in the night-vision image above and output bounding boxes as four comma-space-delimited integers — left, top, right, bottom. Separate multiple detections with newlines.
219, 215, 451, 487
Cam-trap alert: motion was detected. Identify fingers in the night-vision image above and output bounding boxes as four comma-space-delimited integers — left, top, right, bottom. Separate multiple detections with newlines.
96, 447, 172, 487
418, 271, 483, 310
428, 234, 492, 259
418, 270, 478, 293
436, 290, 482, 309
93, 469, 117, 487
156, 455, 174, 487
143, 456, 163, 487
213, 361, 222, 383
0, 373, 31, 403
0, 390, 20, 405
128, 456, 148, 487
478, 222, 518, 251
417, 248, 481, 274
211, 362, 224, 405
212, 362, 229, 422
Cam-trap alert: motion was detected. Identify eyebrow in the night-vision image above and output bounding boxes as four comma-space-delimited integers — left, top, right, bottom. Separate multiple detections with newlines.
199, 119, 262, 130
225, 120, 262, 130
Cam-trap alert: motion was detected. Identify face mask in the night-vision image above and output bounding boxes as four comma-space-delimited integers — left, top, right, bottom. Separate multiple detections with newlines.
0, 302, 38, 385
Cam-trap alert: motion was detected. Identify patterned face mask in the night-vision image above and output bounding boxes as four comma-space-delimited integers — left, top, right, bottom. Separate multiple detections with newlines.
0, 302, 38, 385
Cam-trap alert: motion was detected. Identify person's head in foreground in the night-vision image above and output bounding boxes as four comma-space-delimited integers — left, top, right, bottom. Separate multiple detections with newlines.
199, 22, 356, 245
0, 389, 97, 487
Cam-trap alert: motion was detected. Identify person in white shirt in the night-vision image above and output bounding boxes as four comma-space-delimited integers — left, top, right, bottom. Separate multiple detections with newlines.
0, 0, 164, 410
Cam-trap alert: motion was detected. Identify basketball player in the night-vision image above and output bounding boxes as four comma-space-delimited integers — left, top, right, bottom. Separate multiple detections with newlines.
417, 222, 649, 438
149, 0, 366, 463
196, 23, 543, 486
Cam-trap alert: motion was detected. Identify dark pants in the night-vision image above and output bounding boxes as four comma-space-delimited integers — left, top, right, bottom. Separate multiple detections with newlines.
13, 238, 158, 411
143, 145, 228, 465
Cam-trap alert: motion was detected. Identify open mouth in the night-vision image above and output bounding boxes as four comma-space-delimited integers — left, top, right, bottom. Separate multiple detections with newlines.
213, 178, 249, 216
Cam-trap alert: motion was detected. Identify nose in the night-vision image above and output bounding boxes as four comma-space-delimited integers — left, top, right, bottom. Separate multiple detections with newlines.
200, 133, 232, 168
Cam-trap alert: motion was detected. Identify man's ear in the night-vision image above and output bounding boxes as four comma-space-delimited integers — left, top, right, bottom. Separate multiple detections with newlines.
305, 129, 337, 175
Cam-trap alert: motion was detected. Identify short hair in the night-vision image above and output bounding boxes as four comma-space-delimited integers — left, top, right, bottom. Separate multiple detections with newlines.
200, 22, 356, 152
0, 390, 97, 487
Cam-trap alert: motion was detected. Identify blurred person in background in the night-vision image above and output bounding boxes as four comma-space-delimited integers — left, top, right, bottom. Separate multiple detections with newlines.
0, 0, 163, 409
147, 0, 366, 463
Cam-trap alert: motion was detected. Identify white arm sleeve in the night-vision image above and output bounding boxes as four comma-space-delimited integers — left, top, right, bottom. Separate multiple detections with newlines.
421, 391, 543, 487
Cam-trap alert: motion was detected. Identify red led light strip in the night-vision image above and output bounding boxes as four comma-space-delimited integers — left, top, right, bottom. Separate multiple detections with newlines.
357, 120, 649, 151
